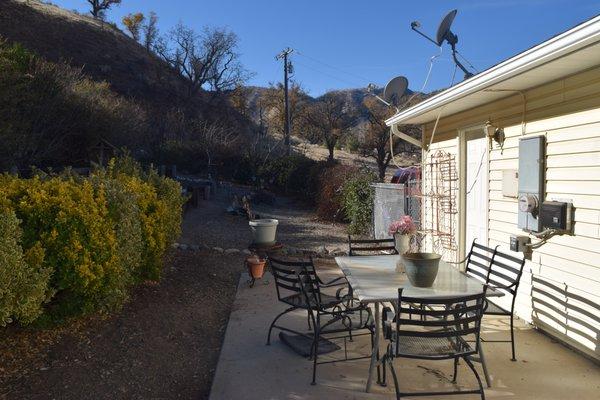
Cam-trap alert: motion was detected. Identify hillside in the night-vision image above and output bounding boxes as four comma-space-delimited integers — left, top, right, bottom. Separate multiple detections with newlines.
0, 0, 251, 135
0, 0, 187, 105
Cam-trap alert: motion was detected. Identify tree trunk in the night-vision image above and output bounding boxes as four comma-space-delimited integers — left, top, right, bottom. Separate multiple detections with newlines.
327, 145, 335, 163
378, 161, 386, 182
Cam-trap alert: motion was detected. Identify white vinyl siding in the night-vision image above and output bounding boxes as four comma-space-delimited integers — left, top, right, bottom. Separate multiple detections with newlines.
487, 109, 600, 360
419, 67, 600, 361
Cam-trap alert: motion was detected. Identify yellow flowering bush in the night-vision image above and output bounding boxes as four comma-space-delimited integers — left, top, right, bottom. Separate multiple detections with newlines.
0, 209, 52, 326
0, 158, 184, 324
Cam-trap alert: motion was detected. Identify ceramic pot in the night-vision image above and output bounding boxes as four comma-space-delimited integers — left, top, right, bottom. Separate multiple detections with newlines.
394, 234, 411, 255
402, 252, 442, 287
246, 255, 267, 279
249, 219, 279, 245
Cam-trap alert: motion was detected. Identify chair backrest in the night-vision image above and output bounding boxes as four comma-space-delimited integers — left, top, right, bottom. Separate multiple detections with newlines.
268, 257, 323, 309
392, 288, 488, 357
348, 235, 398, 256
464, 240, 497, 283
487, 248, 526, 297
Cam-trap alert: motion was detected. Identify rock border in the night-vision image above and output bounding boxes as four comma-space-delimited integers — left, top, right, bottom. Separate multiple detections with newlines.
171, 242, 347, 257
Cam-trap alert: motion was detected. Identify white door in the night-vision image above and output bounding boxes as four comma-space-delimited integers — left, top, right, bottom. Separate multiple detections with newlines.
465, 131, 488, 255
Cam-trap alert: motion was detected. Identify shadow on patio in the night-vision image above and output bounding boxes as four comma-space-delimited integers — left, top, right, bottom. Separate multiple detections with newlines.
209, 261, 600, 400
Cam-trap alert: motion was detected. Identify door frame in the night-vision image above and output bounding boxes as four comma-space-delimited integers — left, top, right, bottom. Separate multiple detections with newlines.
458, 124, 490, 262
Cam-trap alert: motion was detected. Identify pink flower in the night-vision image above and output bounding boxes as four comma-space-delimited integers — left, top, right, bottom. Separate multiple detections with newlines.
388, 215, 416, 236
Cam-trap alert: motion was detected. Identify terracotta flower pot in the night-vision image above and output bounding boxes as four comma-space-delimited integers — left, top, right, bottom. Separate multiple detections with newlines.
246, 255, 267, 279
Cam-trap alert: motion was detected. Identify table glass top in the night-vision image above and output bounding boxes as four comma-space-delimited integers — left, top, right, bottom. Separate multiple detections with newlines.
335, 255, 497, 303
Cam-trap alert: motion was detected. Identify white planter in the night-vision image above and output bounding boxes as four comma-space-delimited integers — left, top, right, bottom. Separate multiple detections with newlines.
249, 219, 279, 245
394, 234, 411, 255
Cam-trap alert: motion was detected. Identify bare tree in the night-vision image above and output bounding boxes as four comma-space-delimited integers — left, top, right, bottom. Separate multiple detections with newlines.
301, 92, 356, 163
360, 96, 420, 181
229, 85, 251, 118
122, 13, 144, 42
260, 82, 306, 140
143, 11, 159, 51
156, 23, 249, 98
86, 0, 121, 19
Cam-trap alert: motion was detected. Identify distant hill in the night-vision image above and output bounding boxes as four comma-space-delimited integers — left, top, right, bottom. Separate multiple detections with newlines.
0, 0, 185, 105
0, 0, 250, 132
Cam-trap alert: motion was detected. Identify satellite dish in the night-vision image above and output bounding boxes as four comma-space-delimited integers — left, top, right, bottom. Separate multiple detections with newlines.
410, 9, 474, 79
436, 9, 458, 46
383, 76, 409, 107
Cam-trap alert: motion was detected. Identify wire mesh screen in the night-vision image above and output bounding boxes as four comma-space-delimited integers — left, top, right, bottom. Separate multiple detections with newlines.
400, 151, 459, 261
372, 183, 407, 239
423, 150, 459, 261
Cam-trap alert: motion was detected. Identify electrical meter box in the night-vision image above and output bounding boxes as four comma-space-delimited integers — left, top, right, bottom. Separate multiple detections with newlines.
517, 136, 545, 232
540, 201, 573, 231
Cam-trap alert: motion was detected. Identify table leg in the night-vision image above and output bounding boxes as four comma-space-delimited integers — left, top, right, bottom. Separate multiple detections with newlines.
366, 301, 380, 392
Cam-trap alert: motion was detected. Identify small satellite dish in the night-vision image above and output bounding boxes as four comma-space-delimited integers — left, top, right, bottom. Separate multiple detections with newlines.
436, 9, 458, 46
383, 76, 409, 107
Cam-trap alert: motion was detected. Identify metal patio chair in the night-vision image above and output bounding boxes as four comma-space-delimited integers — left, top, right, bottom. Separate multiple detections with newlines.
266, 257, 345, 346
381, 288, 489, 400
296, 263, 376, 385
348, 235, 398, 256
462, 240, 526, 361
265, 257, 375, 385
482, 248, 526, 362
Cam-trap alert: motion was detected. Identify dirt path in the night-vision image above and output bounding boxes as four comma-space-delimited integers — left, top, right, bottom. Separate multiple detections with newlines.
0, 184, 349, 400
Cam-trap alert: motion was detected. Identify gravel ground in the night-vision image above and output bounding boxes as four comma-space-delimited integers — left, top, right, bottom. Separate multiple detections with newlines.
0, 184, 349, 400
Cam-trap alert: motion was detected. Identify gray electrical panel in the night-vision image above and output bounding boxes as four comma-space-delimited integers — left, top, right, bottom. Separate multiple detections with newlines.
517, 136, 545, 232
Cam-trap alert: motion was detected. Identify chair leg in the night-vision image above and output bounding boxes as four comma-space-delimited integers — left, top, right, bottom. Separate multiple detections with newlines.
477, 337, 492, 388
311, 328, 320, 385
307, 312, 312, 331
452, 357, 459, 383
463, 356, 486, 400
510, 314, 516, 361
266, 307, 295, 345
386, 355, 402, 400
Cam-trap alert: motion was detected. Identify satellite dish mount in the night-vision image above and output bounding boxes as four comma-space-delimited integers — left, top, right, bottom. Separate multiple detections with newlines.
411, 10, 474, 79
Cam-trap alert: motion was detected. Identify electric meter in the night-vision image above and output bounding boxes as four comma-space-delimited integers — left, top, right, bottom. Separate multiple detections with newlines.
518, 194, 538, 213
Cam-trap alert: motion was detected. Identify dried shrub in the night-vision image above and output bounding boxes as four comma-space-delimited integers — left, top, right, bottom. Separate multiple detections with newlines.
316, 164, 358, 222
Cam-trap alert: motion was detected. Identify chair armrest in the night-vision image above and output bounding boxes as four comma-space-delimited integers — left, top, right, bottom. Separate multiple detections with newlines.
488, 281, 517, 291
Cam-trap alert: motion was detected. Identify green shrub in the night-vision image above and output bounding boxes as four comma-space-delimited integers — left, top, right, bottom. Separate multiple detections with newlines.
0, 209, 52, 326
259, 155, 327, 202
341, 170, 377, 235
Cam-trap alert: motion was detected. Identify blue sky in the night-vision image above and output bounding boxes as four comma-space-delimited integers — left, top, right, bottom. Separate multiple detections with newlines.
53, 0, 599, 96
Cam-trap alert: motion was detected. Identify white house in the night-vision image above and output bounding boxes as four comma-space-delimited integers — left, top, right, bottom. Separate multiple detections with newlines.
386, 15, 600, 361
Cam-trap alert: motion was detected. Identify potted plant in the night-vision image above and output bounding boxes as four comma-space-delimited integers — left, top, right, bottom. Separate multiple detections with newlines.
402, 252, 442, 287
245, 254, 267, 280
388, 215, 417, 255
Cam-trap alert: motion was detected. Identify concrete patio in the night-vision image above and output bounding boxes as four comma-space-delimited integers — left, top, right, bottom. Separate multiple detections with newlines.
209, 260, 600, 400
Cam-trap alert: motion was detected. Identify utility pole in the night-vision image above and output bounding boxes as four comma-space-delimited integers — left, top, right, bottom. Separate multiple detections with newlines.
276, 47, 294, 156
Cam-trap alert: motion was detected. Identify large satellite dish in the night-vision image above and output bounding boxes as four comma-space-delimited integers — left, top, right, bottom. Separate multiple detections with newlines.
383, 76, 409, 107
411, 9, 473, 79
436, 9, 458, 46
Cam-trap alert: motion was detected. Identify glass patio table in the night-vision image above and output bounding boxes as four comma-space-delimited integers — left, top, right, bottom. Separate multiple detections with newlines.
335, 254, 503, 392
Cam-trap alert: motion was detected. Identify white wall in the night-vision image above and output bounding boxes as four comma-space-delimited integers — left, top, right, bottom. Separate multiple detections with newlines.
488, 107, 600, 360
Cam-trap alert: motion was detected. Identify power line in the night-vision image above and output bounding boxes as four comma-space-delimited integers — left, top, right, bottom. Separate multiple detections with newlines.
292, 59, 361, 88
294, 49, 371, 86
